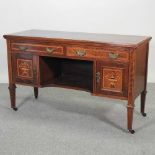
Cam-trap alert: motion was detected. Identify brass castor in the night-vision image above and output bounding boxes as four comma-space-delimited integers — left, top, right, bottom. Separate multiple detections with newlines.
128, 129, 135, 134
12, 107, 18, 111
141, 112, 147, 117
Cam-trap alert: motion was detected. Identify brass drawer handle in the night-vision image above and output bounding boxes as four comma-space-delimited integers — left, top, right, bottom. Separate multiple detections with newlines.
18, 46, 28, 51
46, 47, 55, 54
75, 50, 86, 56
108, 52, 119, 59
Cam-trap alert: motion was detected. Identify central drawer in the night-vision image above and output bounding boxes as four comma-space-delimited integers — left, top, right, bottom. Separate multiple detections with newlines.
66, 46, 95, 59
11, 43, 64, 56
66, 46, 129, 61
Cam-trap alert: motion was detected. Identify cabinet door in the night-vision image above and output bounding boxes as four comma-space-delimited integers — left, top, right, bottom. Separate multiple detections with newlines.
12, 53, 37, 85
96, 61, 129, 98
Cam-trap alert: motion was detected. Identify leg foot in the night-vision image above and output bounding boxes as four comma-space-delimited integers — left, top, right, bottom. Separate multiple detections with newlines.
34, 87, 38, 99
127, 106, 134, 133
127, 99, 135, 135
141, 91, 147, 116
8, 84, 16, 110
128, 129, 135, 134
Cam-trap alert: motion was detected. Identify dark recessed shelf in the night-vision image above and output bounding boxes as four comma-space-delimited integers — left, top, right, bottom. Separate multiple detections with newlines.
39, 57, 93, 92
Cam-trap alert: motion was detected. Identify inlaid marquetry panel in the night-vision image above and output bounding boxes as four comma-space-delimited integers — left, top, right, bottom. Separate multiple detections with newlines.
102, 68, 123, 92
17, 59, 33, 79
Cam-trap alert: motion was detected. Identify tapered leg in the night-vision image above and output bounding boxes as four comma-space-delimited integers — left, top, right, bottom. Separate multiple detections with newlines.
127, 100, 135, 134
34, 87, 38, 99
8, 84, 17, 111
141, 90, 147, 117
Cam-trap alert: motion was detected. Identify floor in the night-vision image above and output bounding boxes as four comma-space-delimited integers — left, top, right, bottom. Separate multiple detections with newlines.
0, 83, 155, 155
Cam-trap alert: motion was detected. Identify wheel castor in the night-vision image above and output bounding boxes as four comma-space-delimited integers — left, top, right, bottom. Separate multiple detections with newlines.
141, 112, 147, 117
12, 107, 18, 111
128, 129, 135, 134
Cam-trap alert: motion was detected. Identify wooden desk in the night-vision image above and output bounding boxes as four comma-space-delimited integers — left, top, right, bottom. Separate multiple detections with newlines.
3, 30, 152, 134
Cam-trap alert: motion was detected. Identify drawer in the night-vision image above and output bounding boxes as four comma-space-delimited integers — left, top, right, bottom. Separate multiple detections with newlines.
11, 43, 64, 55
95, 50, 129, 62
66, 46, 129, 61
66, 47, 95, 59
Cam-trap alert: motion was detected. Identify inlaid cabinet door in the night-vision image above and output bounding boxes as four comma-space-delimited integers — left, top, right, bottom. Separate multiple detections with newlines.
12, 54, 38, 85
96, 61, 129, 97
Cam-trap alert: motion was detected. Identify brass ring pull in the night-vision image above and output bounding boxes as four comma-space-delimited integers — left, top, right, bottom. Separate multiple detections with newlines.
18, 46, 28, 51
75, 50, 86, 56
108, 52, 119, 59
46, 47, 55, 54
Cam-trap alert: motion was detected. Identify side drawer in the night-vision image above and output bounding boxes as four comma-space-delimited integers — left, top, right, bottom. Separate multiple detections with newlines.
11, 43, 64, 56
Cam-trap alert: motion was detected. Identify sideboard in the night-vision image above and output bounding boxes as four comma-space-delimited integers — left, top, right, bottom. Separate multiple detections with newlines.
3, 30, 152, 134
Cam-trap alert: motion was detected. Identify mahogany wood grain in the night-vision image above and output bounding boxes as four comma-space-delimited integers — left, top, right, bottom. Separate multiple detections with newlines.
4, 29, 151, 48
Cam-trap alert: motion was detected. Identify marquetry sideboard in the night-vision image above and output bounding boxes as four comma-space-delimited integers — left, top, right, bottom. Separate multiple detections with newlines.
3, 30, 152, 134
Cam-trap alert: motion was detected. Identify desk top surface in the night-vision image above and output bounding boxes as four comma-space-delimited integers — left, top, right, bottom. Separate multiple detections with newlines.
4, 29, 151, 47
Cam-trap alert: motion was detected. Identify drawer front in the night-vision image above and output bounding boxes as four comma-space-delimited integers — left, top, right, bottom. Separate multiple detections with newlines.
66, 47, 95, 59
11, 43, 64, 56
95, 50, 129, 62
67, 46, 129, 61
96, 61, 129, 98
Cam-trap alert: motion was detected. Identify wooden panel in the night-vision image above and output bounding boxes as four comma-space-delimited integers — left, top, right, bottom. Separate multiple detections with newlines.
133, 43, 148, 99
39, 57, 61, 85
11, 43, 64, 55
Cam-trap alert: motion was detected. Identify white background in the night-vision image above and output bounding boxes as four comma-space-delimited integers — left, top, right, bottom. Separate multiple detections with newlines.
0, 0, 154, 83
